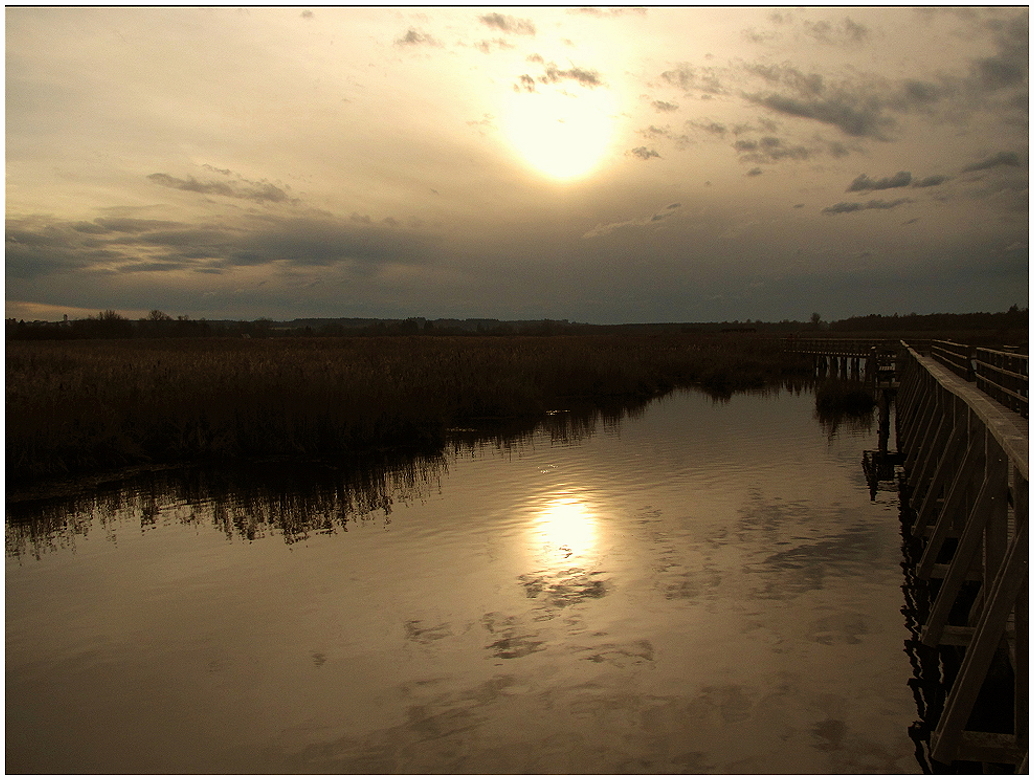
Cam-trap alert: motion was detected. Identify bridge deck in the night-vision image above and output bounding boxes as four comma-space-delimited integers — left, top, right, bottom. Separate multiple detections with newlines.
897, 344, 1028, 771
914, 352, 1028, 478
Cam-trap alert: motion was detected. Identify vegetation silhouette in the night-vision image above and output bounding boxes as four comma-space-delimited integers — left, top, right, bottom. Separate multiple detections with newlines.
7, 333, 810, 485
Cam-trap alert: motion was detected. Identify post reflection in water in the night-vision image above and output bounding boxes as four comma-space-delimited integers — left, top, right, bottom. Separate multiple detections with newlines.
5, 387, 922, 774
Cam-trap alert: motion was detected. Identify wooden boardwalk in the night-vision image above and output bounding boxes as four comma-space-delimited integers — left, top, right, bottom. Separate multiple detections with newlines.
787, 337, 1029, 771
896, 344, 1028, 771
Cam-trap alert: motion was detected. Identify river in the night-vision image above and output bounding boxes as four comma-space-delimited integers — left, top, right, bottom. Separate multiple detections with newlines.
6, 386, 921, 773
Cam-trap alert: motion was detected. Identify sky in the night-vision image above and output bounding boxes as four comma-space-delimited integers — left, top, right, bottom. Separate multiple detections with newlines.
5, 6, 1029, 324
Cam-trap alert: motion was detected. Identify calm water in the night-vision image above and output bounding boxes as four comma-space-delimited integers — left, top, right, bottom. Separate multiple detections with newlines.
6, 388, 920, 774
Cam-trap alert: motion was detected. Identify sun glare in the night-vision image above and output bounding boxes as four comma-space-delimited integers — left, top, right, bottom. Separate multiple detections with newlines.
503, 87, 616, 181
534, 495, 598, 560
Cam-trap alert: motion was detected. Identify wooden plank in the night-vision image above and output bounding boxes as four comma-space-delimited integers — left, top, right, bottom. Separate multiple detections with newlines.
914, 424, 965, 535
911, 352, 1028, 479
936, 624, 1014, 647
917, 436, 983, 577
932, 731, 1024, 764
930, 521, 1028, 763
920, 454, 1008, 646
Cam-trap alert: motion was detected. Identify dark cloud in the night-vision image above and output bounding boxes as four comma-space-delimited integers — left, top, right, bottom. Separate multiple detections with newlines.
690, 120, 728, 137
475, 38, 514, 54
652, 100, 679, 112
628, 147, 660, 161
802, 16, 869, 46
733, 136, 811, 163
515, 74, 537, 93
827, 141, 851, 158
479, 13, 536, 36
897, 79, 947, 108
540, 63, 602, 88
972, 13, 1028, 92
517, 62, 603, 92
961, 151, 1022, 172
913, 174, 949, 188
746, 91, 893, 140
741, 63, 899, 139
846, 171, 911, 192
5, 211, 436, 279
661, 64, 724, 95
822, 198, 912, 215
583, 202, 680, 238
746, 167, 763, 177
148, 172, 295, 204
394, 28, 440, 47
639, 124, 692, 149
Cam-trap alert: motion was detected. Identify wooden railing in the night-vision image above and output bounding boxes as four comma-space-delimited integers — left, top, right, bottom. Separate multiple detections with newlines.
896, 344, 1028, 769
783, 337, 897, 357
928, 340, 1028, 417
930, 339, 975, 381
975, 347, 1028, 417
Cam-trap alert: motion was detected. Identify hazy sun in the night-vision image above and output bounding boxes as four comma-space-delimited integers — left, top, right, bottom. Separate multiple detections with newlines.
503, 86, 616, 181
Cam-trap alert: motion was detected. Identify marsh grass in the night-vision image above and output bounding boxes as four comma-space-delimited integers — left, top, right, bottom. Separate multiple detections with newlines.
7, 334, 809, 483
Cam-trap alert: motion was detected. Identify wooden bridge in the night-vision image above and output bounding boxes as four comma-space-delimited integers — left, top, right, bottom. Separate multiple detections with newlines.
787, 337, 1029, 771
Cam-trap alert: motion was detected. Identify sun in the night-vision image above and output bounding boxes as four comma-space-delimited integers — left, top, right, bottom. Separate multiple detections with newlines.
502, 85, 616, 181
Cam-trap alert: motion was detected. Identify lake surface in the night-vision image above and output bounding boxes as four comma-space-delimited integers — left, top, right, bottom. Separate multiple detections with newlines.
6, 387, 920, 774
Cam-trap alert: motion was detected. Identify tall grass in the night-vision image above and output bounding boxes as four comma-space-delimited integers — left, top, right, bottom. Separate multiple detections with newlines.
7, 334, 809, 483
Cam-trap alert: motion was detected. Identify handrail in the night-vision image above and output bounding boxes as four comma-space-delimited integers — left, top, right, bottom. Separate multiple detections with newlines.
896, 344, 1028, 768
974, 347, 1028, 417
930, 339, 975, 381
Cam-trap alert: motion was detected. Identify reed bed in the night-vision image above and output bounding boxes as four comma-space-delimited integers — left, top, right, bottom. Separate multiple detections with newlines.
7, 334, 808, 483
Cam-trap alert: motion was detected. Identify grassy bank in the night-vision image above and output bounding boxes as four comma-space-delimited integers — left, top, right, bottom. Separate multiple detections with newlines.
7, 334, 809, 483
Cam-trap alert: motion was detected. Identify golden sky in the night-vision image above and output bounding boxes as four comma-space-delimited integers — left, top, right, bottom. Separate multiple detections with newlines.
6, 6, 1028, 323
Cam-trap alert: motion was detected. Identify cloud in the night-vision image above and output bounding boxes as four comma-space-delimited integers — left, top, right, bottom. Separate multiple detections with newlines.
540, 63, 603, 87
517, 61, 604, 92
148, 172, 296, 204
475, 38, 514, 53
802, 16, 870, 46
971, 13, 1028, 92
961, 151, 1022, 172
913, 174, 949, 187
741, 63, 897, 139
639, 125, 691, 149
846, 171, 911, 191
822, 198, 912, 215
661, 64, 724, 95
628, 147, 660, 161
6, 210, 437, 280
746, 90, 893, 140
652, 100, 679, 112
733, 136, 811, 163
479, 12, 536, 35
583, 203, 680, 238
689, 120, 728, 137
394, 28, 440, 47
746, 167, 763, 177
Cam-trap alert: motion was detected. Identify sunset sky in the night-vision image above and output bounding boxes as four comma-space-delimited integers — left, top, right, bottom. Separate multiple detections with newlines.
6, 6, 1028, 323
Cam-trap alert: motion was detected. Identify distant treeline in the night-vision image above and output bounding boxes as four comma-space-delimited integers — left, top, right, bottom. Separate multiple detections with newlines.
829, 307, 1027, 334
6, 306, 1027, 341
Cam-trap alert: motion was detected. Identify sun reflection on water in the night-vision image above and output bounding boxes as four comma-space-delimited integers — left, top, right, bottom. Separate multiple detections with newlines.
533, 495, 597, 562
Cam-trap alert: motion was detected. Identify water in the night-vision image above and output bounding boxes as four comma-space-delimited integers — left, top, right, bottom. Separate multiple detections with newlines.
6, 388, 920, 773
